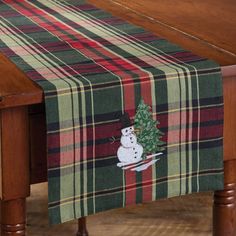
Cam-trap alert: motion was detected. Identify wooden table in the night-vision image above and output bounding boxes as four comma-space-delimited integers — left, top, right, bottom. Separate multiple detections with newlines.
0, 0, 236, 235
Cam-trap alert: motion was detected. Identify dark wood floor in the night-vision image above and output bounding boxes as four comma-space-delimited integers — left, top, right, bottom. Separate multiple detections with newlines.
27, 183, 212, 236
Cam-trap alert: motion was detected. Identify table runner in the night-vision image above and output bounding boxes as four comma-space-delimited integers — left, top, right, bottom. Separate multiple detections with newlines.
0, 0, 224, 224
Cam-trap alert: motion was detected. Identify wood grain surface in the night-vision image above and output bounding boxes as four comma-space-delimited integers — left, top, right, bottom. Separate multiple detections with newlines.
223, 76, 236, 161
88, 0, 236, 66
0, 54, 43, 109
0, 107, 30, 200
105, 0, 236, 56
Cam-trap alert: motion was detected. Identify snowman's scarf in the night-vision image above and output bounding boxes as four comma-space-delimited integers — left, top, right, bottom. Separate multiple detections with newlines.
0, 0, 224, 225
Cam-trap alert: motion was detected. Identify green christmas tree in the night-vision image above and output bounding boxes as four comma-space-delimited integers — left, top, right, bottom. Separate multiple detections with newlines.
134, 99, 165, 157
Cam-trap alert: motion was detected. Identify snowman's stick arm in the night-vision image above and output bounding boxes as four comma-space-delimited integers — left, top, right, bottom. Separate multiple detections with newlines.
109, 136, 120, 144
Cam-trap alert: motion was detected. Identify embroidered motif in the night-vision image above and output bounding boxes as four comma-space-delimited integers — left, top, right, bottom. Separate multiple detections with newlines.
117, 99, 166, 171
135, 99, 166, 154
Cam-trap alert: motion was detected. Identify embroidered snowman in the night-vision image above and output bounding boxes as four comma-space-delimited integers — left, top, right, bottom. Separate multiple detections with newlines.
117, 113, 144, 167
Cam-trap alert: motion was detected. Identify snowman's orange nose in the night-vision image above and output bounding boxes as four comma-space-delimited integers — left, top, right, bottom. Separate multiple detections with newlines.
134, 128, 140, 133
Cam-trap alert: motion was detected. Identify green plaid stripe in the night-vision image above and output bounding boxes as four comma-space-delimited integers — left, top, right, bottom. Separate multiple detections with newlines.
0, 0, 223, 224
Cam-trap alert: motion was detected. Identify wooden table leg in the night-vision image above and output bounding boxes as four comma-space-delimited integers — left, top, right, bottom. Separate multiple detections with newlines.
213, 159, 236, 236
0, 107, 30, 236
0, 198, 26, 235
77, 217, 89, 236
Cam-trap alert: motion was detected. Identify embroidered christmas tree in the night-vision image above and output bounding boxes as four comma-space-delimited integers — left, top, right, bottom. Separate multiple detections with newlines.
134, 99, 165, 157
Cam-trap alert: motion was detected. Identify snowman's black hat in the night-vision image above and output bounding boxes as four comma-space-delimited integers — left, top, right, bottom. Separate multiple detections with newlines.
119, 112, 134, 129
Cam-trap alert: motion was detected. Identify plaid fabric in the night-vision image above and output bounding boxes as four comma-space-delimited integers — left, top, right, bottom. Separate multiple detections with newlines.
0, 0, 224, 225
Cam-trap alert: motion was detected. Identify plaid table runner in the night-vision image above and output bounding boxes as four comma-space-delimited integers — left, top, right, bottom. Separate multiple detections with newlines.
0, 0, 224, 224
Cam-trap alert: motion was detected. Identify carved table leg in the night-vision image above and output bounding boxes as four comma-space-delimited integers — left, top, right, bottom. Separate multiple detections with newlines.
0, 198, 26, 236
77, 217, 89, 236
213, 160, 236, 236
